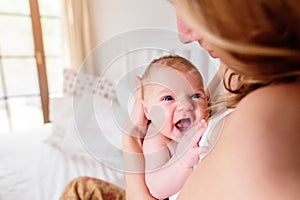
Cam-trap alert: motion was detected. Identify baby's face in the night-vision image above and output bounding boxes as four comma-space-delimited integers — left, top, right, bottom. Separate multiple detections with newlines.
143, 66, 207, 141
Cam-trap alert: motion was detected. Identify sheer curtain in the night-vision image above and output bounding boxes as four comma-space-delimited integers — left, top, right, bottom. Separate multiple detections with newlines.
63, 0, 96, 74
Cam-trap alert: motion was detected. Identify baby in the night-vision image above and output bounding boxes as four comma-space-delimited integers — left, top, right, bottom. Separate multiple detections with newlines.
141, 55, 209, 199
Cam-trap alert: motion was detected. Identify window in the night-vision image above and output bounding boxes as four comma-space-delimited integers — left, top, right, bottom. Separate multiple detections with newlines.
0, 0, 67, 133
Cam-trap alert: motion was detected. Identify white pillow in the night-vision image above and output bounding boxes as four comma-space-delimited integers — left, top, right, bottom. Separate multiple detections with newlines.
47, 69, 128, 169
45, 96, 73, 146
46, 69, 126, 169
63, 68, 116, 101
61, 93, 126, 169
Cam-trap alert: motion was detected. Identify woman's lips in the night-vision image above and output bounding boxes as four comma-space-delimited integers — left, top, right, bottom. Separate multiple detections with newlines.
208, 50, 218, 59
197, 40, 218, 59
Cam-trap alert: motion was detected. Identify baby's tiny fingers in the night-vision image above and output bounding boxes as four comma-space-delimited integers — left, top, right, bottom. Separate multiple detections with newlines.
199, 146, 210, 154
193, 119, 208, 143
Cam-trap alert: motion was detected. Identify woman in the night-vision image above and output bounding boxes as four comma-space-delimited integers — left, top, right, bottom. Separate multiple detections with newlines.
124, 0, 300, 199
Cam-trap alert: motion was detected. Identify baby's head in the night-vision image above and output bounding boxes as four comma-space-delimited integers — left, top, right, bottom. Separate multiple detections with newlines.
141, 55, 208, 140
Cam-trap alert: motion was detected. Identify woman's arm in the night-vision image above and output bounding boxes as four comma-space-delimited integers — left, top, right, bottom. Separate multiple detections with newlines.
122, 132, 157, 200
122, 77, 157, 200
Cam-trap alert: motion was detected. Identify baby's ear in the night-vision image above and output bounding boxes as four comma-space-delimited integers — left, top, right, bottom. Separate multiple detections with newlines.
141, 100, 150, 120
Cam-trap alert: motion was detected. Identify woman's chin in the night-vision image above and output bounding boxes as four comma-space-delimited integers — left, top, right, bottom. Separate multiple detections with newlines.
208, 50, 218, 59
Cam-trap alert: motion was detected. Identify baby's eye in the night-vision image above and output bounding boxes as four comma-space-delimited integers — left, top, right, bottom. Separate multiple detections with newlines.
191, 93, 202, 99
162, 95, 174, 101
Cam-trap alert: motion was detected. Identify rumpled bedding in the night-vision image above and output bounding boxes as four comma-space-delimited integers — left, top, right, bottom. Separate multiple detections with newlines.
0, 124, 125, 200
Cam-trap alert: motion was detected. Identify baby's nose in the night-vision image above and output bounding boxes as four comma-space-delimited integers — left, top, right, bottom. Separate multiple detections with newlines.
176, 100, 194, 111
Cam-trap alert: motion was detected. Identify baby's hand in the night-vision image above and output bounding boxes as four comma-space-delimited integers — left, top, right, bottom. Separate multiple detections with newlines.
176, 119, 208, 168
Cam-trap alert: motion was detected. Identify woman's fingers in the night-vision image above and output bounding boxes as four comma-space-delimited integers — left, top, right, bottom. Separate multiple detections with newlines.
134, 76, 143, 100
126, 76, 148, 138
131, 76, 148, 125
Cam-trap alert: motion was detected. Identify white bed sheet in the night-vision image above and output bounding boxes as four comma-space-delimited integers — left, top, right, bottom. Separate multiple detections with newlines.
0, 124, 125, 200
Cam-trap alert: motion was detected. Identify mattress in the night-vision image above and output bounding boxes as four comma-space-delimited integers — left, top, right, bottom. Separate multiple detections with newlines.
0, 124, 125, 200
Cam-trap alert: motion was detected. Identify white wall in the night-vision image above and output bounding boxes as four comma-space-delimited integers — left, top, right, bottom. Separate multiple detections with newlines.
91, 0, 177, 45
88, 0, 219, 97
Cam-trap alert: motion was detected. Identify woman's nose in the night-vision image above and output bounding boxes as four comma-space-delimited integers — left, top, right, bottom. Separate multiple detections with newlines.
176, 14, 202, 44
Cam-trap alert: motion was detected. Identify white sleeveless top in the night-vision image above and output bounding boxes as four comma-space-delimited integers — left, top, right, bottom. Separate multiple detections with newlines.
199, 109, 234, 159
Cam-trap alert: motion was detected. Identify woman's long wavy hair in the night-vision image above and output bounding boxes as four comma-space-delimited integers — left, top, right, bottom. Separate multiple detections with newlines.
174, 0, 300, 109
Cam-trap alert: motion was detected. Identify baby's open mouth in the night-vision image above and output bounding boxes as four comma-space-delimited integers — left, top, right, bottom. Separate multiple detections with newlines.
175, 118, 192, 132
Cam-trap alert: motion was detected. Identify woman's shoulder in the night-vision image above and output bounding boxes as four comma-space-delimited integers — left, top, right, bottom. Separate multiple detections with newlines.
219, 81, 300, 197
178, 81, 300, 199
230, 81, 300, 156
232, 81, 300, 131
237, 80, 300, 111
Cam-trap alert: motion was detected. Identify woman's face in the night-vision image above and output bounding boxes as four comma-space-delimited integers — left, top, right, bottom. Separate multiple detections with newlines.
175, 11, 218, 59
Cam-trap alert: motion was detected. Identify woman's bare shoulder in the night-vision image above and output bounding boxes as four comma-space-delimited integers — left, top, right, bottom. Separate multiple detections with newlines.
237, 81, 300, 112
178, 82, 300, 199
234, 81, 300, 128
230, 82, 300, 162
227, 82, 300, 197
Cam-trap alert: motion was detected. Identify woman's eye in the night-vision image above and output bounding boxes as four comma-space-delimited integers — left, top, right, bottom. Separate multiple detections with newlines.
191, 93, 201, 99
163, 96, 174, 101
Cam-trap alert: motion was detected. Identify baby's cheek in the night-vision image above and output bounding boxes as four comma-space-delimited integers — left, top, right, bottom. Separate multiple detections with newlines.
149, 105, 166, 131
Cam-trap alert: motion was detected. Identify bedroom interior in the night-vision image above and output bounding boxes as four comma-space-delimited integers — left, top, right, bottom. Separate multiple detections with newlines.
0, 0, 220, 199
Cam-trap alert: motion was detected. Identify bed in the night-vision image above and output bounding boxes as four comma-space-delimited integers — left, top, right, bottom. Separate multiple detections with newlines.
0, 68, 127, 200
0, 33, 219, 200
0, 124, 125, 200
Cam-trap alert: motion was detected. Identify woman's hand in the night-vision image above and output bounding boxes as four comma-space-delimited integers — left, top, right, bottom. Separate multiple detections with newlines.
122, 76, 149, 140
130, 76, 148, 130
